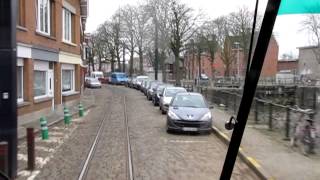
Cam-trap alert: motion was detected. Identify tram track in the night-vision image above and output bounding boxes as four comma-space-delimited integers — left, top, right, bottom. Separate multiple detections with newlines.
77, 94, 134, 180
77, 97, 111, 180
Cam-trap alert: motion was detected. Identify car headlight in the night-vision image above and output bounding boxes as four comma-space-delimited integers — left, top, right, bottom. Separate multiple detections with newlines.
168, 110, 180, 120
200, 112, 212, 121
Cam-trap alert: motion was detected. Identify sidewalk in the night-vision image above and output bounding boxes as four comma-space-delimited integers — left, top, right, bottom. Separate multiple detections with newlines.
17, 89, 95, 139
211, 107, 320, 180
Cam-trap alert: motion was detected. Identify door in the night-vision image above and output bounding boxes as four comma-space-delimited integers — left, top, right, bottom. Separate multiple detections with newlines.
48, 69, 54, 110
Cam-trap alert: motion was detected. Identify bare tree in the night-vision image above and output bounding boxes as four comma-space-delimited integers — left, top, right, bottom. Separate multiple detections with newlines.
228, 8, 253, 75
110, 11, 122, 72
220, 36, 236, 77
133, 4, 151, 75
302, 14, 320, 63
121, 5, 137, 76
145, 0, 173, 81
169, 0, 199, 84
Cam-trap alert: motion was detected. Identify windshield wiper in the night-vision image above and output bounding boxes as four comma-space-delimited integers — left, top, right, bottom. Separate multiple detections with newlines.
220, 0, 281, 179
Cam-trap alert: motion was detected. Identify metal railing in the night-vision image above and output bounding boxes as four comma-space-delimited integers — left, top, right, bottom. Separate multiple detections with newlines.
199, 87, 317, 140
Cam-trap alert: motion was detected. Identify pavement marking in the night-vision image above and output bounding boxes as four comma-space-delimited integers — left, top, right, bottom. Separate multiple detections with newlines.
36, 157, 50, 168
35, 146, 55, 153
17, 170, 40, 178
247, 156, 261, 168
18, 153, 27, 161
26, 170, 41, 180
48, 132, 64, 136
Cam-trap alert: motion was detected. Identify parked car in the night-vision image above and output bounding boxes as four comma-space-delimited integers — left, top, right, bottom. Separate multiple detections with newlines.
166, 92, 213, 133
85, 77, 102, 88
135, 75, 149, 89
104, 72, 112, 84
110, 72, 128, 85
91, 71, 108, 84
147, 81, 162, 100
152, 84, 173, 106
159, 87, 187, 114
143, 80, 153, 95
128, 77, 136, 88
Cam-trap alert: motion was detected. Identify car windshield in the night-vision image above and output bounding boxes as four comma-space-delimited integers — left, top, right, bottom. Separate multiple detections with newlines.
171, 94, 207, 108
165, 89, 186, 97
6, 1, 320, 180
116, 74, 127, 78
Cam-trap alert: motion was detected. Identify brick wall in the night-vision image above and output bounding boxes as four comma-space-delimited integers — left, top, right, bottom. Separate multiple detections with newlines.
17, 0, 81, 55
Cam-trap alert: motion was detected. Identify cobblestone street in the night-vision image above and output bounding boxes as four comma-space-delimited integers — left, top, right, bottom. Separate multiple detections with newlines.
16, 85, 258, 180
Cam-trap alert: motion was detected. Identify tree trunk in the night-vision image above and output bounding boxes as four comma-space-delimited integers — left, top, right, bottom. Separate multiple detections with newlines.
123, 46, 126, 73
130, 48, 134, 77
211, 60, 215, 79
111, 53, 115, 72
116, 49, 121, 72
98, 53, 102, 71
139, 47, 143, 75
225, 64, 230, 77
90, 52, 95, 72
174, 52, 180, 85
192, 46, 195, 80
154, 19, 159, 81
160, 51, 166, 83
198, 50, 201, 78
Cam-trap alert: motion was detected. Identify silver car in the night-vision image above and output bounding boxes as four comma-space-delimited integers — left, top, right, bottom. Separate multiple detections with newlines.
167, 92, 213, 133
159, 87, 187, 114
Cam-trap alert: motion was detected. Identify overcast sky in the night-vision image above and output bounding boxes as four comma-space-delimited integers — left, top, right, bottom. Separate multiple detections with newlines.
86, 0, 310, 58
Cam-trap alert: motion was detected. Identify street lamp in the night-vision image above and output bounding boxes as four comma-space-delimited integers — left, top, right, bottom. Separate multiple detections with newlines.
234, 42, 240, 80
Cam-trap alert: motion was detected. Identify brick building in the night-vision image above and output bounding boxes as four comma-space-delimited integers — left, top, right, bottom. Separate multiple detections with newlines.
184, 35, 279, 79
16, 0, 88, 116
277, 59, 298, 74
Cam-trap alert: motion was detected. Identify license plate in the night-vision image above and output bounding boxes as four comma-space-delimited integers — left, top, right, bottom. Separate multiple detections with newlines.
182, 127, 198, 132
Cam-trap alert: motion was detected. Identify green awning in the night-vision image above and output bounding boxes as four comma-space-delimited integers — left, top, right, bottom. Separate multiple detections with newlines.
278, 0, 320, 15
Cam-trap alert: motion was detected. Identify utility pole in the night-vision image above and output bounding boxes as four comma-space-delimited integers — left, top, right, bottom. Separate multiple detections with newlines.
0, 0, 18, 178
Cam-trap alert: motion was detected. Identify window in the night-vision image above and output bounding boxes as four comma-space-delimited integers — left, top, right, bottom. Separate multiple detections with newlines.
37, 0, 50, 35
63, 8, 74, 43
62, 69, 74, 92
17, 0, 26, 27
17, 66, 23, 102
34, 71, 47, 98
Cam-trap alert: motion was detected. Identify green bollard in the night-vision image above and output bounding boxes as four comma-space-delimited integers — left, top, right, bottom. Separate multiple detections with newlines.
79, 103, 84, 117
64, 107, 69, 115
64, 113, 71, 125
40, 117, 49, 140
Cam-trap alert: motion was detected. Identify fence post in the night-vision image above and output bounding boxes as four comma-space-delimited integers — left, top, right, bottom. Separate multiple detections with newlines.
255, 100, 258, 124
27, 128, 35, 170
284, 106, 290, 140
268, 103, 273, 130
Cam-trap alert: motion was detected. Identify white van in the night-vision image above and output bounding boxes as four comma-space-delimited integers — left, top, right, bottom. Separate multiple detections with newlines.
91, 71, 104, 79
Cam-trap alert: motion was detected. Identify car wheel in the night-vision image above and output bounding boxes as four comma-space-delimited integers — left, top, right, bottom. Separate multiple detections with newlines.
161, 109, 166, 114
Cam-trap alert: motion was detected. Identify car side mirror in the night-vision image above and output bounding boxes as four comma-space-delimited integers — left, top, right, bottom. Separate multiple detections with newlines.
209, 105, 214, 109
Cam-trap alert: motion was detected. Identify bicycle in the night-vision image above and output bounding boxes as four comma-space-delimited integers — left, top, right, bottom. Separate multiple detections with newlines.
290, 106, 317, 155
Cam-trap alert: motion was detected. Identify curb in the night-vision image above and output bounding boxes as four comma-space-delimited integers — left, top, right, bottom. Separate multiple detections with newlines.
211, 126, 275, 180
18, 105, 95, 141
